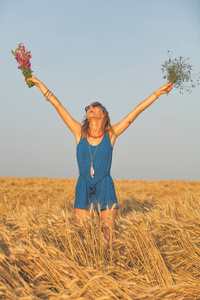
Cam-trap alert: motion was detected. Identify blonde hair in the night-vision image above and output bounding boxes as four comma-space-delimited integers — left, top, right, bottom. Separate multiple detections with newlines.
81, 102, 112, 139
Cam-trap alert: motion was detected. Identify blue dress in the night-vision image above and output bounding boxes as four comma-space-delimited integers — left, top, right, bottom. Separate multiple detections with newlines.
74, 134, 119, 212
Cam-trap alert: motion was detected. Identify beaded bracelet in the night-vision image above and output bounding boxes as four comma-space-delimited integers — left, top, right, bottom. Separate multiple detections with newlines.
153, 91, 160, 99
46, 91, 53, 101
44, 89, 49, 97
45, 91, 50, 100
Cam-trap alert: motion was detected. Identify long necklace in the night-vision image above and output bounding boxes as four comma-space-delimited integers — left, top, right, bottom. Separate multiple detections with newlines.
88, 144, 99, 178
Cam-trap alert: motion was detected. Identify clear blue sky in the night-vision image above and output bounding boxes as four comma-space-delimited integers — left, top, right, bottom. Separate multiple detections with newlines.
0, 0, 200, 180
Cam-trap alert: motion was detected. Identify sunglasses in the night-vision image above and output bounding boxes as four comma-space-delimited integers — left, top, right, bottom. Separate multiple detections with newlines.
85, 103, 104, 112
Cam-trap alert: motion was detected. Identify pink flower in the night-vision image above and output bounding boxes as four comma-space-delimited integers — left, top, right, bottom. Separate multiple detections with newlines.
12, 43, 35, 88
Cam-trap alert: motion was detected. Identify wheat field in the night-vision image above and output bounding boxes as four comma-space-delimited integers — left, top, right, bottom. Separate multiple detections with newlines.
0, 177, 200, 299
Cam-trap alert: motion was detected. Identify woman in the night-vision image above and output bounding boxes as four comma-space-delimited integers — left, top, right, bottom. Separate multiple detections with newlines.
26, 75, 173, 236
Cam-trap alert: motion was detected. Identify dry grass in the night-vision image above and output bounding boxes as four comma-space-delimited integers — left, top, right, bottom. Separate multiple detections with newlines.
0, 177, 200, 299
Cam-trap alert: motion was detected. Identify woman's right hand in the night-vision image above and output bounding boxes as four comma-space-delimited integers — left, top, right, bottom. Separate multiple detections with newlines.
26, 75, 49, 96
26, 75, 42, 87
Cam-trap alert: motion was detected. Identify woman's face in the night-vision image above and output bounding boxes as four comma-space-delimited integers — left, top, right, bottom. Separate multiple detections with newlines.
87, 105, 105, 120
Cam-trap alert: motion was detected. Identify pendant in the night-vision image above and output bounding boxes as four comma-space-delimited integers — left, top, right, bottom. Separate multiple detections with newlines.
90, 163, 95, 178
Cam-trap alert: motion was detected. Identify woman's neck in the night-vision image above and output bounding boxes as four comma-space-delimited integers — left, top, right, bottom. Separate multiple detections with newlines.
88, 120, 104, 138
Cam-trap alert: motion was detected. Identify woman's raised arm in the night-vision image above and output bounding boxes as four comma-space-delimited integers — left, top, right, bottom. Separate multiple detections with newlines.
112, 82, 173, 138
26, 75, 82, 144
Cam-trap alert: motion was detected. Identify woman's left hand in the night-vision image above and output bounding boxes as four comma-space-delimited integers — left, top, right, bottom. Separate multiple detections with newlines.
156, 82, 173, 97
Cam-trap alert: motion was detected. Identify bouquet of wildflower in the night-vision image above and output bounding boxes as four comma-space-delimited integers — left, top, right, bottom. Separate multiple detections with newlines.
161, 51, 199, 94
11, 43, 35, 88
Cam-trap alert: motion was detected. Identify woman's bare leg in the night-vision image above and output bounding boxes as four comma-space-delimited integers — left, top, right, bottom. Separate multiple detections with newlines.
99, 208, 118, 238
74, 208, 93, 236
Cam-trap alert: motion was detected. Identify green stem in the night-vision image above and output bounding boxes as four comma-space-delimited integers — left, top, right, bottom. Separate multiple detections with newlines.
21, 67, 35, 88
